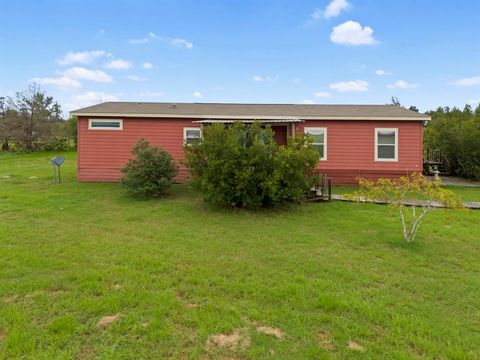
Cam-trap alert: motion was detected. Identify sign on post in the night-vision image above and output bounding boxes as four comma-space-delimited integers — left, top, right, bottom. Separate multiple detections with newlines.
51, 156, 65, 184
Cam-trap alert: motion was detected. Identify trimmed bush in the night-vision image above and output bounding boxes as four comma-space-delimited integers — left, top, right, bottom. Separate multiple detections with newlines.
121, 139, 178, 197
184, 122, 319, 209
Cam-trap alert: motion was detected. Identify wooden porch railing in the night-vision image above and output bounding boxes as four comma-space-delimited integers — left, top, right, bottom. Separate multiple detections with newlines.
307, 170, 332, 201
423, 148, 451, 175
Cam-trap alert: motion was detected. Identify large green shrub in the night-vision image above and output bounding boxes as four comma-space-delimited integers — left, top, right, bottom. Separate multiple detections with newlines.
41, 136, 69, 151
121, 139, 178, 197
184, 122, 319, 209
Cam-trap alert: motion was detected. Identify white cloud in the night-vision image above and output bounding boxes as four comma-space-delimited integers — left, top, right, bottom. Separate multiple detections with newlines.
104, 59, 132, 70
170, 38, 193, 49
467, 99, 479, 105
387, 80, 420, 89
62, 67, 113, 83
97, 29, 105, 36
375, 69, 392, 76
142, 62, 153, 69
252, 75, 278, 82
293, 78, 301, 84
129, 32, 158, 44
314, 91, 331, 98
57, 50, 106, 65
310, 9, 323, 20
70, 92, 118, 108
192, 91, 202, 98
449, 76, 480, 87
301, 99, 315, 104
330, 21, 377, 46
129, 38, 149, 45
29, 76, 82, 90
129, 33, 193, 49
126, 75, 146, 81
330, 80, 369, 92
312, 0, 350, 20
139, 91, 163, 97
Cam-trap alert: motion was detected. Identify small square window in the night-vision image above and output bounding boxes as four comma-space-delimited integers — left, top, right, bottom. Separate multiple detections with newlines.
184, 128, 202, 145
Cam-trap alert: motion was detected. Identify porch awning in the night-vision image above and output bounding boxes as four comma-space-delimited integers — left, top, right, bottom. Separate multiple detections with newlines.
193, 118, 304, 124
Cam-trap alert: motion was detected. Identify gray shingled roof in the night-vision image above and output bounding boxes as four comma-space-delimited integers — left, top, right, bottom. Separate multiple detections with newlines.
71, 102, 429, 120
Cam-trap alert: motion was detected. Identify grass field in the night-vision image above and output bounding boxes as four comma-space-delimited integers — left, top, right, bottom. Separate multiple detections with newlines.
1, 152, 480, 359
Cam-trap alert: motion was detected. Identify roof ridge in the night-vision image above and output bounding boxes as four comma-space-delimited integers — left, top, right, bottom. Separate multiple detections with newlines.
97, 101, 395, 107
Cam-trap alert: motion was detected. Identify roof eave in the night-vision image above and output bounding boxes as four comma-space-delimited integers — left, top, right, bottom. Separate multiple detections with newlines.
70, 112, 430, 121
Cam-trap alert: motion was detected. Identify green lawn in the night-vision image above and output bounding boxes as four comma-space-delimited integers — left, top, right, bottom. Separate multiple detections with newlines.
1, 152, 480, 359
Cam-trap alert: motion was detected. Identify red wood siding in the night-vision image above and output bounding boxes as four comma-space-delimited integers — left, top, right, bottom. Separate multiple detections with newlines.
77, 117, 424, 185
77, 117, 200, 182
297, 120, 423, 184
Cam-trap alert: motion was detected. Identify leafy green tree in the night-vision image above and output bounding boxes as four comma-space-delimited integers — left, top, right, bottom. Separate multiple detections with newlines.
121, 139, 178, 197
0, 96, 11, 151
424, 104, 480, 179
184, 122, 319, 209
65, 116, 78, 147
6, 84, 63, 151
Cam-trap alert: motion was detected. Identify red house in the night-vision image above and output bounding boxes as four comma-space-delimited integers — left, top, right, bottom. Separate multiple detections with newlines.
71, 102, 430, 184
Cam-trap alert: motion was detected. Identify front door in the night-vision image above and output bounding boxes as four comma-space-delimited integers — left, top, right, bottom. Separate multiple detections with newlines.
271, 125, 287, 145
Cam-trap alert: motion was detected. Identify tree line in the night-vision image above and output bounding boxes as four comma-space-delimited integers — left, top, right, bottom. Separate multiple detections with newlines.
0, 84, 76, 152
424, 104, 480, 180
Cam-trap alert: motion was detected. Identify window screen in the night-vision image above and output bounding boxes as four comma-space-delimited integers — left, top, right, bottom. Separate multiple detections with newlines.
184, 128, 201, 145
376, 129, 397, 160
305, 128, 326, 159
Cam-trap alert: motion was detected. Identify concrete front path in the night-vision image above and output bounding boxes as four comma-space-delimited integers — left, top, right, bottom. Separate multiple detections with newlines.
428, 176, 480, 187
331, 194, 480, 210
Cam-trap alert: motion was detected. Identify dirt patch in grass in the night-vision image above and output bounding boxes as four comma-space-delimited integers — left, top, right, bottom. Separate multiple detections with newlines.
347, 340, 365, 352
177, 290, 199, 308
256, 326, 285, 339
0, 328, 5, 341
97, 314, 120, 329
318, 330, 336, 351
75, 346, 95, 360
407, 342, 423, 357
3, 289, 64, 303
205, 330, 250, 351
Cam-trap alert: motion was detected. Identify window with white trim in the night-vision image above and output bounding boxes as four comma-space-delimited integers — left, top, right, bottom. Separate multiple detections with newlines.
184, 128, 202, 145
375, 128, 398, 161
304, 127, 327, 160
88, 119, 123, 130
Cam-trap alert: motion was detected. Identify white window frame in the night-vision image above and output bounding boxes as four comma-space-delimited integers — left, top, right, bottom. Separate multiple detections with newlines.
375, 128, 398, 162
183, 127, 202, 145
88, 119, 123, 130
304, 127, 327, 160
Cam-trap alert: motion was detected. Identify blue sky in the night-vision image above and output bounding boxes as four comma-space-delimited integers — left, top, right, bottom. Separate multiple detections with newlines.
1, 0, 479, 116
